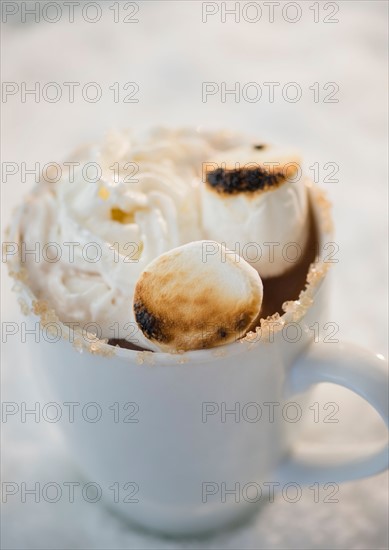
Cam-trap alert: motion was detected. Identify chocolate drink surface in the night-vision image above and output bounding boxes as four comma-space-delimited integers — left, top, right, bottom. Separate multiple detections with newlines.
259, 204, 318, 320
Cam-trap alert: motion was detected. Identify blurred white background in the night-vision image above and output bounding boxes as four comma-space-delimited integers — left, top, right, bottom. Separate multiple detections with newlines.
1, 1, 388, 548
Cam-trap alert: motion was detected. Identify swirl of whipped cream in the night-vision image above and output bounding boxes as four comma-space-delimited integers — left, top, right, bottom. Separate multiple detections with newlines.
14, 128, 244, 344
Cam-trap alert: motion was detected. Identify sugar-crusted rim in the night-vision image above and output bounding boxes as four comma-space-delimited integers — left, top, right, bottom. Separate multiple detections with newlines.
7, 181, 333, 366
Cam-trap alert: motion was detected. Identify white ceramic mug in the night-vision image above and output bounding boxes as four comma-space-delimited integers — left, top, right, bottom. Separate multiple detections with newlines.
13, 187, 389, 536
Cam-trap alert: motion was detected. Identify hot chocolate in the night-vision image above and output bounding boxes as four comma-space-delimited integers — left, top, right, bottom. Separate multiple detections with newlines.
9, 128, 317, 353
259, 202, 318, 319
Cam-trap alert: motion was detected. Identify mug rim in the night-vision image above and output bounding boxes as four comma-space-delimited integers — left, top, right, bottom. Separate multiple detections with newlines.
10, 182, 334, 366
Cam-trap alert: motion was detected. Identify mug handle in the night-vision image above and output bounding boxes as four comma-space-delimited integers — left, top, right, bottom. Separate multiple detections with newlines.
275, 341, 389, 484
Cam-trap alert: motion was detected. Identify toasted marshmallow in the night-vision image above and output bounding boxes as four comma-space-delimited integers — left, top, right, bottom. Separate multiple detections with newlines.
133, 241, 263, 352
201, 145, 309, 278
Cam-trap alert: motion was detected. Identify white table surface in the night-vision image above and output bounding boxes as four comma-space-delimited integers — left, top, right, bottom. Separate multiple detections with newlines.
1, 1, 388, 548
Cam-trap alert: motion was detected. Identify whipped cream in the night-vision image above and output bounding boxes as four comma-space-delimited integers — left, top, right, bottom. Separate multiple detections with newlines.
13, 128, 246, 344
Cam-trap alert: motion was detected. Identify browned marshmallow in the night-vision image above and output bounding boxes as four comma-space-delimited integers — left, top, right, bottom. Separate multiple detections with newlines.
133, 241, 263, 352
201, 146, 309, 278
